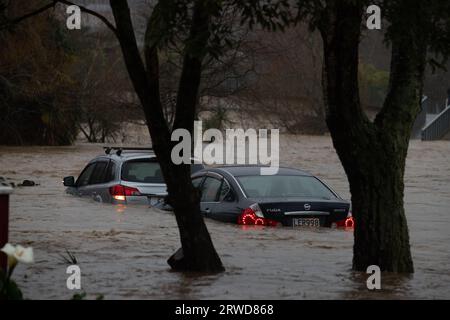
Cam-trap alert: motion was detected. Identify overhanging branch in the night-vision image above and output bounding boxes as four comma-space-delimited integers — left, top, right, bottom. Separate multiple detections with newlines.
1, 0, 118, 38
57, 0, 118, 37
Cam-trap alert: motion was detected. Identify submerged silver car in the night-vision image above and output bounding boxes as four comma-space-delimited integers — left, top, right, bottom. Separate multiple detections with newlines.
63, 147, 204, 205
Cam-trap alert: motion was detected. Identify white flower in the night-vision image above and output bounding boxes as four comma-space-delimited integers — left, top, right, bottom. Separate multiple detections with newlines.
1, 243, 34, 266
1, 243, 15, 256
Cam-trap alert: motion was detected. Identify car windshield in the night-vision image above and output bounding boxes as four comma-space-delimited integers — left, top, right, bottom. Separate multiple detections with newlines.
121, 159, 164, 183
237, 175, 337, 199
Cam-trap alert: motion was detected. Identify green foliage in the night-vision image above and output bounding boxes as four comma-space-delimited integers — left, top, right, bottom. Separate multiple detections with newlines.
71, 291, 87, 300
145, 1, 191, 50
0, 270, 24, 300
70, 291, 104, 300
0, 1, 80, 145
235, 0, 450, 70
236, 0, 292, 31
1, 0, 131, 145
381, 0, 450, 67
359, 63, 389, 107
147, 0, 294, 61
292, 0, 450, 70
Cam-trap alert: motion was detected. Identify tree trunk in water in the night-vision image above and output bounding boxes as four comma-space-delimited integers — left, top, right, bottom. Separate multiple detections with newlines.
337, 132, 414, 272
351, 159, 412, 272
319, 0, 428, 273
165, 164, 224, 272
110, 0, 224, 273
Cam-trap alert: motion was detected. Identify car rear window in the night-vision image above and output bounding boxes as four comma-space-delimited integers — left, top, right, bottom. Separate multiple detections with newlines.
121, 159, 204, 184
237, 175, 337, 199
121, 159, 164, 183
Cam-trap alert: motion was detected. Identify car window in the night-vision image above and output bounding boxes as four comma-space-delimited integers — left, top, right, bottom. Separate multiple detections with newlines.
192, 176, 204, 188
237, 175, 337, 199
104, 161, 116, 182
76, 163, 96, 187
201, 177, 222, 202
121, 159, 164, 183
90, 162, 108, 185
191, 164, 204, 174
218, 180, 231, 201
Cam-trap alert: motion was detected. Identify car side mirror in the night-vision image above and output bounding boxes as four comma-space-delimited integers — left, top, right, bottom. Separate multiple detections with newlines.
63, 176, 75, 187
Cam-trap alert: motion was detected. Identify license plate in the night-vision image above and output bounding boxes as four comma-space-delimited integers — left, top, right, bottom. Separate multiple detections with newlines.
293, 218, 320, 228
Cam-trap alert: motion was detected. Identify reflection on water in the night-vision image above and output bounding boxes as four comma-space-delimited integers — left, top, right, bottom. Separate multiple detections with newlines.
0, 137, 449, 299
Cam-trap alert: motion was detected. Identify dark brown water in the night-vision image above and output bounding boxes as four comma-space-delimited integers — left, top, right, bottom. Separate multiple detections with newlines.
0, 136, 449, 299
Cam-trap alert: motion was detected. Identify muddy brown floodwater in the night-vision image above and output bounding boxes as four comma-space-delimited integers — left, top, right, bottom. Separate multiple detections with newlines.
0, 135, 449, 299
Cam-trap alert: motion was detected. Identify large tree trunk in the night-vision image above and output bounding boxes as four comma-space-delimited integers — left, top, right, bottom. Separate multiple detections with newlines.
110, 0, 224, 273
319, 0, 427, 273
349, 146, 413, 272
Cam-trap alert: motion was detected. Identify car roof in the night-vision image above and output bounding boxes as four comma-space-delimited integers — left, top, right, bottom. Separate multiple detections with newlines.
91, 153, 204, 164
209, 166, 313, 177
91, 153, 157, 163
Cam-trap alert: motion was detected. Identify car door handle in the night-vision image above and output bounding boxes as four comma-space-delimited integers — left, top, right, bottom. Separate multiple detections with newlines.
204, 208, 211, 215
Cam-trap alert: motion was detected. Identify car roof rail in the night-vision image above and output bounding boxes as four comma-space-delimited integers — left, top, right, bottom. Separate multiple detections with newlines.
103, 146, 154, 156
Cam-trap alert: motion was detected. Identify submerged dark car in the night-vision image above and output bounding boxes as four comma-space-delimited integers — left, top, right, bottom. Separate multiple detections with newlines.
188, 166, 354, 228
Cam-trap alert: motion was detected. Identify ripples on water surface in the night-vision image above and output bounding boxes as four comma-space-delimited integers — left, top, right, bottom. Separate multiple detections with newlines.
0, 136, 449, 299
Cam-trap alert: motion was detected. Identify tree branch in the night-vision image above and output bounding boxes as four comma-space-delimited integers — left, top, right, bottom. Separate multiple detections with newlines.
374, 1, 429, 135
1, 0, 118, 38
172, 0, 212, 133
109, 0, 170, 139
57, 0, 118, 37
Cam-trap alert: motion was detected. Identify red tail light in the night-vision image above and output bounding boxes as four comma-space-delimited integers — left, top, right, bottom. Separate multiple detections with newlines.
345, 216, 354, 228
237, 207, 280, 227
109, 185, 141, 201
335, 213, 355, 229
